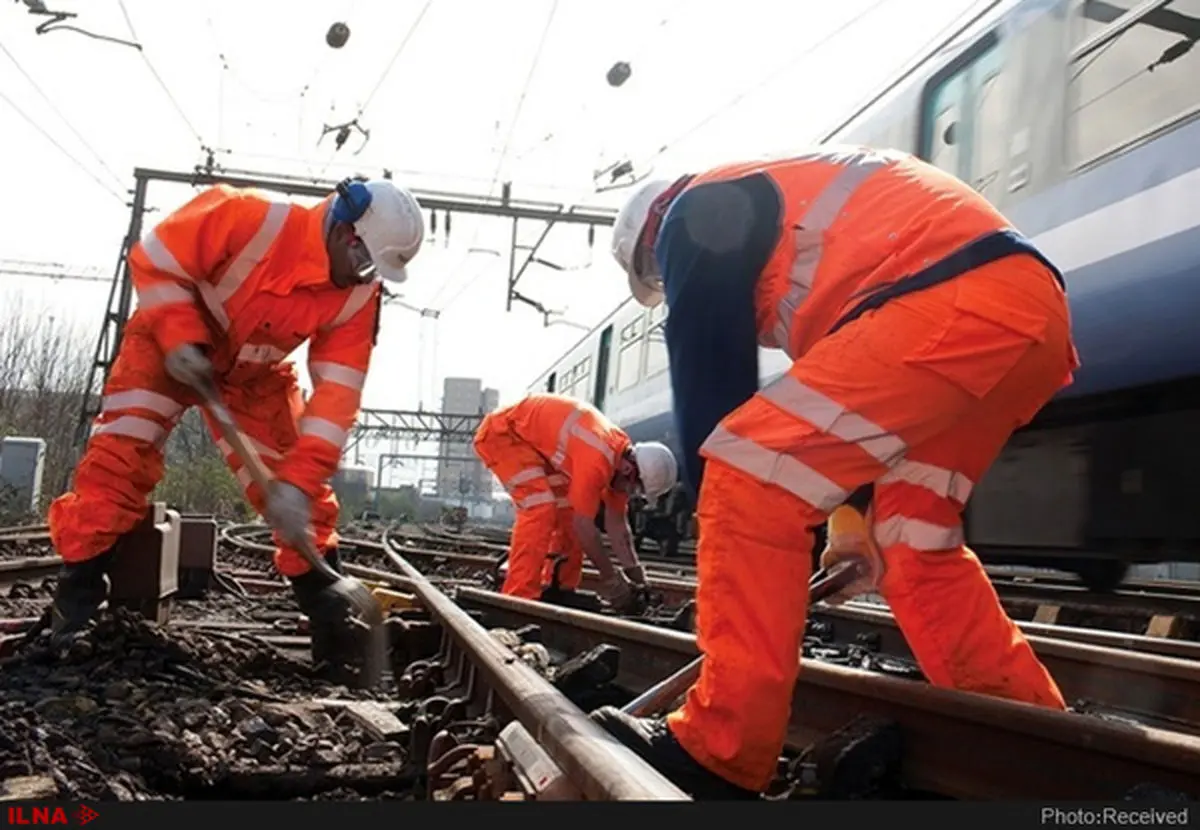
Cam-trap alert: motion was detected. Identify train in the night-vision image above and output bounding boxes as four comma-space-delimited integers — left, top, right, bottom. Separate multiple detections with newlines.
526, 0, 1200, 591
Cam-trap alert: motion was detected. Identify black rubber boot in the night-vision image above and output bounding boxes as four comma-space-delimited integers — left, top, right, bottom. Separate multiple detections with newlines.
49, 549, 115, 643
289, 554, 363, 686
590, 706, 760, 800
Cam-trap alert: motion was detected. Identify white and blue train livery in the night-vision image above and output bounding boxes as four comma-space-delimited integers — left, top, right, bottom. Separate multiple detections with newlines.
528, 0, 1200, 590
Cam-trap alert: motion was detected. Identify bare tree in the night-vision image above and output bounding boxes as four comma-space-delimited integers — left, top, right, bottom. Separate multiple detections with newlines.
0, 292, 249, 523
0, 292, 93, 521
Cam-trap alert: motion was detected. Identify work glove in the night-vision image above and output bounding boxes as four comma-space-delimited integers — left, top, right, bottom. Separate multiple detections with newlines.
817, 504, 885, 607
622, 565, 648, 588
164, 344, 213, 390
599, 569, 638, 614
265, 481, 311, 548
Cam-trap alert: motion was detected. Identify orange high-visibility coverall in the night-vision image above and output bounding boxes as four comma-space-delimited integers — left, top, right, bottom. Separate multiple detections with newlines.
473, 394, 631, 599
49, 185, 381, 578
659, 148, 1079, 791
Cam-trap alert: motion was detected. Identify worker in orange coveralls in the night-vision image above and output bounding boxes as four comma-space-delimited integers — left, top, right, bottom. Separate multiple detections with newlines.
589, 146, 1079, 799
473, 394, 678, 612
46, 177, 425, 682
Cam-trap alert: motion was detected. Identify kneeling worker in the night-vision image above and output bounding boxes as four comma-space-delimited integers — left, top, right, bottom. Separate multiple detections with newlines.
46, 176, 425, 684
474, 393, 677, 611
590, 147, 1079, 798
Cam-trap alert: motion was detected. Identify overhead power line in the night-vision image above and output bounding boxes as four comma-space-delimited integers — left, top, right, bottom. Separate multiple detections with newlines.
0, 39, 127, 191
0, 88, 127, 204
116, 0, 208, 150
642, 0, 897, 164
432, 0, 562, 314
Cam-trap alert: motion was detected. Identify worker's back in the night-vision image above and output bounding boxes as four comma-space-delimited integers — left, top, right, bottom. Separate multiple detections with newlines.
129, 184, 378, 380
686, 147, 1018, 359
501, 394, 629, 479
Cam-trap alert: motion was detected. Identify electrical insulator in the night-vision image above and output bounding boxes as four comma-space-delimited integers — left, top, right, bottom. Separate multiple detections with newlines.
430, 211, 438, 237
586, 225, 595, 249
606, 61, 631, 87
444, 212, 452, 245
326, 22, 350, 49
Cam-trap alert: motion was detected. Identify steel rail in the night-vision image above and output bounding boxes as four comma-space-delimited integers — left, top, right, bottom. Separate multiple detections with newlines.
378, 530, 689, 801
449, 587, 1200, 800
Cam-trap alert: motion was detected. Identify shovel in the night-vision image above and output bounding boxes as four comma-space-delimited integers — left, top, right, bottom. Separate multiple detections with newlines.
620, 554, 869, 718
192, 376, 387, 689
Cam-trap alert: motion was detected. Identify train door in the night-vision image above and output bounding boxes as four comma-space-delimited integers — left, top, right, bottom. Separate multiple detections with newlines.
593, 325, 613, 412
919, 35, 1012, 205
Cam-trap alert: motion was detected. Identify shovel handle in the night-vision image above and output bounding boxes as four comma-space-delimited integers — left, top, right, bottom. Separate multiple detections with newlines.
193, 379, 334, 581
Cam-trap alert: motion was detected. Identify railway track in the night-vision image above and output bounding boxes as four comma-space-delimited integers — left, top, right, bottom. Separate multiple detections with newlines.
364, 531, 1200, 801
221, 524, 1200, 796
5, 518, 1200, 799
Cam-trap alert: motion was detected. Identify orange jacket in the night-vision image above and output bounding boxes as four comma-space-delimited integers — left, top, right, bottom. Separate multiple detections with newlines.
687, 147, 1064, 360
500, 394, 631, 518
127, 184, 381, 497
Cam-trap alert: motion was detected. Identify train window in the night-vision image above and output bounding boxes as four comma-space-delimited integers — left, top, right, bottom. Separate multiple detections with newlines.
644, 320, 669, 379
920, 39, 1011, 204
616, 318, 645, 392
924, 73, 966, 177
1067, 0, 1200, 167
594, 325, 613, 412
546, 371, 556, 393
972, 52, 1011, 202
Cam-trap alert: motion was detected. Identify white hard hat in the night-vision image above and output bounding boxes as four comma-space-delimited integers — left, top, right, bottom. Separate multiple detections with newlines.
633, 441, 677, 502
611, 179, 674, 308
351, 180, 426, 283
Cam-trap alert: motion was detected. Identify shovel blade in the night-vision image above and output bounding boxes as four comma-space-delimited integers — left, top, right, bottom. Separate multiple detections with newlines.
328, 577, 388, 690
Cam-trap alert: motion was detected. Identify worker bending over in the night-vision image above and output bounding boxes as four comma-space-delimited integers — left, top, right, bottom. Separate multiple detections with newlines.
473, 394, 677, 611
47, 177, 425, 683
590, 147, 1078, 798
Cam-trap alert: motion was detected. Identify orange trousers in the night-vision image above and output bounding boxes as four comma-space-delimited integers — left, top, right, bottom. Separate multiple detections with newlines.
474, 416, 584, 598
668, 262, 1075, 792
48, 320, 340, 577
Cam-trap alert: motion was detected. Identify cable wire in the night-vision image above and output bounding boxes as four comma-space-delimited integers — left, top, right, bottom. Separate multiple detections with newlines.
641, 0, 896, 164
355, 0, 435, 121
116, 0, 207, 149
0, 39, 127, 191
313, 0, 435, 179
430, 0, 562, 313
0, 87, 127, 204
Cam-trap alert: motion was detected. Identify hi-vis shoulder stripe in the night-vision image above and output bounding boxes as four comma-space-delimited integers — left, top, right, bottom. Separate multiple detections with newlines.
759, 147, 906, 357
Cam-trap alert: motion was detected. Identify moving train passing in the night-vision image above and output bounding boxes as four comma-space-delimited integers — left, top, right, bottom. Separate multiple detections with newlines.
527, 0, 1200, 591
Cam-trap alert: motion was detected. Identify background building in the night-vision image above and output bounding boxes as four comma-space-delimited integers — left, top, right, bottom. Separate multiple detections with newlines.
436, 377, 499, 501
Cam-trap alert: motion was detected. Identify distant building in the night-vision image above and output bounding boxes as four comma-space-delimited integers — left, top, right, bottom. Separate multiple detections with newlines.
436, 378, 500, 501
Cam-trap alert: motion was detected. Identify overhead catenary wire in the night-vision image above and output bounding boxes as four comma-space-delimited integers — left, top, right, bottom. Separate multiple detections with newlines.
116, 0, 208, 150
430, 0, 562, 314
313, 0, 435, 179
639, 0, 898, 165
0, 39, 127, 191
0, 87, 127, 204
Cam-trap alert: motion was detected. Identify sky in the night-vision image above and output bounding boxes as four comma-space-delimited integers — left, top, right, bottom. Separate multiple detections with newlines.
1, 0, 983, 490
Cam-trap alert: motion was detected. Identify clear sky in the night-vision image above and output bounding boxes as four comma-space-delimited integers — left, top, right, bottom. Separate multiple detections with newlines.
1, 0, 982, 489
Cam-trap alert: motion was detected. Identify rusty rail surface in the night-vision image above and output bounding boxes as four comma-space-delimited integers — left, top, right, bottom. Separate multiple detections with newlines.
0, 524, 50, 544
218, 526, 1200, 724
444, 587, 1200, 800
376, 533, 689, 801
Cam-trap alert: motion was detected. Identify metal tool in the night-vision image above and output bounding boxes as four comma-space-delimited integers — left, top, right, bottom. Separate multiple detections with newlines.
620, 556, 868, 718
191, 376, 387, 688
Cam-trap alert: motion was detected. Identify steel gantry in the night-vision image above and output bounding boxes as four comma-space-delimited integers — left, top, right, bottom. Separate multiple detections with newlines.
76, 165, 617, 448
346, 408, 483, 459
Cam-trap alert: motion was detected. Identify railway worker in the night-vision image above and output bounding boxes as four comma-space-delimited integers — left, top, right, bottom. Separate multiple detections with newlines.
45, 177, 425, 682
591, 146, 1079, 798
473, 393, 678, 611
